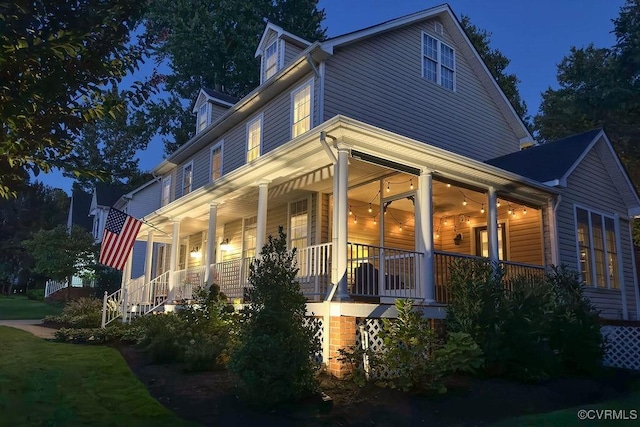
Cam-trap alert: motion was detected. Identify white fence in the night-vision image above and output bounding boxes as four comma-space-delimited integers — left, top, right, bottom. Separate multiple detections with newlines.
44, 280, 68, 298
602, 325, 640, 371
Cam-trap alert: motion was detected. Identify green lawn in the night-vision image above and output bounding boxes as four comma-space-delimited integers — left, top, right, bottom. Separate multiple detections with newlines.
0, 327, 193, 426
492, 381, 640, 426
0, 294, 64, 320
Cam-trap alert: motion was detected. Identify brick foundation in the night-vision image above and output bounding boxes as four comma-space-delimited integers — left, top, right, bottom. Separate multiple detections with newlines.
328, 315, 357, 378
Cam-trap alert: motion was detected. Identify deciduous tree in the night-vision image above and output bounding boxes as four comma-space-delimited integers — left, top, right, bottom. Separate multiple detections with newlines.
460, 16, 529, 124
0, 0, 150, 198
143, 0, 326, 153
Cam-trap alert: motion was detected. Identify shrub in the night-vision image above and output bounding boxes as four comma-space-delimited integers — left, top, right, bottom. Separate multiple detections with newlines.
378, 299, 444, 392
177, 285, 235, 371
446, 259, 605, 381
132, 314, 186, 363
434, 332, 484, 375
26, 288, 44, 301
446, 258, 503, 356
546, 266, 604, 375
336, 344, 380, 387
47, 297, 102, 328
230, 227, 320, 407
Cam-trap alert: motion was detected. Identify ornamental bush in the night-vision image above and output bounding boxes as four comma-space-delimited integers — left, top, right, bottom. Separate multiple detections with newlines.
446, 260, 604, 381
45, 297, 102, 328
379, 298, 443, 392
230, 227, 320, 407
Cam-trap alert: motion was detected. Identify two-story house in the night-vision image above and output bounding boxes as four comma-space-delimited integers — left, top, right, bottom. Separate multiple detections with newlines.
105, 5, 640, 374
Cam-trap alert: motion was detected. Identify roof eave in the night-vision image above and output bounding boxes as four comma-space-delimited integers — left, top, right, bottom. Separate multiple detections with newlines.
155, 42, 330, 175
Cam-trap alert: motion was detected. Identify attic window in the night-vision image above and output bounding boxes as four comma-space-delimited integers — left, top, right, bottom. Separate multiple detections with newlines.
198, 103, 208, 133
263, 40, 279, 82
422, 33, 456, 91
433, 21, 444, 35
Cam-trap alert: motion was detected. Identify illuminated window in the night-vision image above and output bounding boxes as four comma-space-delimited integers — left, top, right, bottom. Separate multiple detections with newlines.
210, 142, 223, 182
289, 199, 308, 250
422, 33, 455, 91
291, 81, 312, 138
576, 207, 619, 289
475, 225, 506, 260
243, 216, 257, 259
263, 41, 279, 82
246, 115, 262, 162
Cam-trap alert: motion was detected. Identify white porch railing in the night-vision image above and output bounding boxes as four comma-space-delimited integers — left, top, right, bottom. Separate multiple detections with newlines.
212, 257, 253, 300
44, 279, 68, 298
173, 265, 208, 301
347, 243, 422, 299
296, 243, 332, 299
101, 288, 123, 328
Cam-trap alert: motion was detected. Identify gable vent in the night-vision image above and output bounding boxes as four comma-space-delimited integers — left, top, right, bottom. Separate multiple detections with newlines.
434, 21, 444, 35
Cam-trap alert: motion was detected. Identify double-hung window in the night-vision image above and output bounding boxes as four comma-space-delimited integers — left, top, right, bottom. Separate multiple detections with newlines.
291, 80, 313, 138
246, 115, 262, 162
263, 41, 279, 81
161, 176, 172, 206
198, 103, 208, 133
289, 199, 309, 250
575, 207, 620, 289
182, 162, 193, 196
210, 142, 223, 182
422, 33, 456, 91
243, 216, 257, 259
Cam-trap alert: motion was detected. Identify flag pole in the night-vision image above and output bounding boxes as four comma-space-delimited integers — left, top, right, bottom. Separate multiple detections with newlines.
139, 217, 172, 237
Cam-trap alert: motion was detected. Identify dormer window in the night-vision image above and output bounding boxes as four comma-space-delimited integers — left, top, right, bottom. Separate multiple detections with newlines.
198, 103, 209, 133
263, 41, 279, 82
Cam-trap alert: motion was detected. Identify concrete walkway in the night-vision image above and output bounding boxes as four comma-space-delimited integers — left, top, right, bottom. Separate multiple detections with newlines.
0, 319, 57, 339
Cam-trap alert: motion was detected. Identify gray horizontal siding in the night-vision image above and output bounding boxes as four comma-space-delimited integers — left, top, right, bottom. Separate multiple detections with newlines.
128, 182, 160, 219
285, 42, 304, 66
323, 19, 519, 161
555, 143, 637, 319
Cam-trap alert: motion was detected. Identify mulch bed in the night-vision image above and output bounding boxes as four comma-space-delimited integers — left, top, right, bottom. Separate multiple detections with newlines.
114, 344, 639, 426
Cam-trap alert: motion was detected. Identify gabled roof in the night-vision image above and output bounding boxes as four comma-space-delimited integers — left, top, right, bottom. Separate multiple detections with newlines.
192, 88, 238, 112
321, 3, 533, 143
487, 129, 640, 216
254, 22, 311, 58
113, 178, 161, 210
486, 129, 603, 184
69, 189, 93, 232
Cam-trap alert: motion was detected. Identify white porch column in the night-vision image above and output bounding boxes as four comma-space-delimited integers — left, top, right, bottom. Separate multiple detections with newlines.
331, 164, 339, 286
416, 169, 435, 303
205, 202, 218, 285
144, 231, 154, 303
168, 219, 181, 301
335, 144, 350, 301
256, 181, 270, 258
487, 187, 500, 266
120, 253, 133, 289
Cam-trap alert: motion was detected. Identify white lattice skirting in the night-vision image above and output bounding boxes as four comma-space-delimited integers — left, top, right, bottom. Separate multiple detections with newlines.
303, 316, 324, 364
602, 325, 640, 371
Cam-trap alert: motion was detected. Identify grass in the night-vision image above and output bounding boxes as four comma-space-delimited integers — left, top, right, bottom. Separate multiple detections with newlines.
492, 380, 640, 426
0, 294, 64, 320
0, 327, 193, 426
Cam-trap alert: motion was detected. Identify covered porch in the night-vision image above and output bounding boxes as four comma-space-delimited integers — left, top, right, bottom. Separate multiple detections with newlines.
123, 116, 554, 313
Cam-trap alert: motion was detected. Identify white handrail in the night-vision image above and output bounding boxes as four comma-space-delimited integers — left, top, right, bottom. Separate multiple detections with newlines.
44, 279, 68, 298
101, 288, 123, 328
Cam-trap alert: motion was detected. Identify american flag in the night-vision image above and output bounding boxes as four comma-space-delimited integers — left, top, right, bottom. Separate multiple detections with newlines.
99, 208, 142, 270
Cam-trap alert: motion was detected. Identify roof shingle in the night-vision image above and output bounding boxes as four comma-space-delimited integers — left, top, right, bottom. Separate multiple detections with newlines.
486, 129, 602, 182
